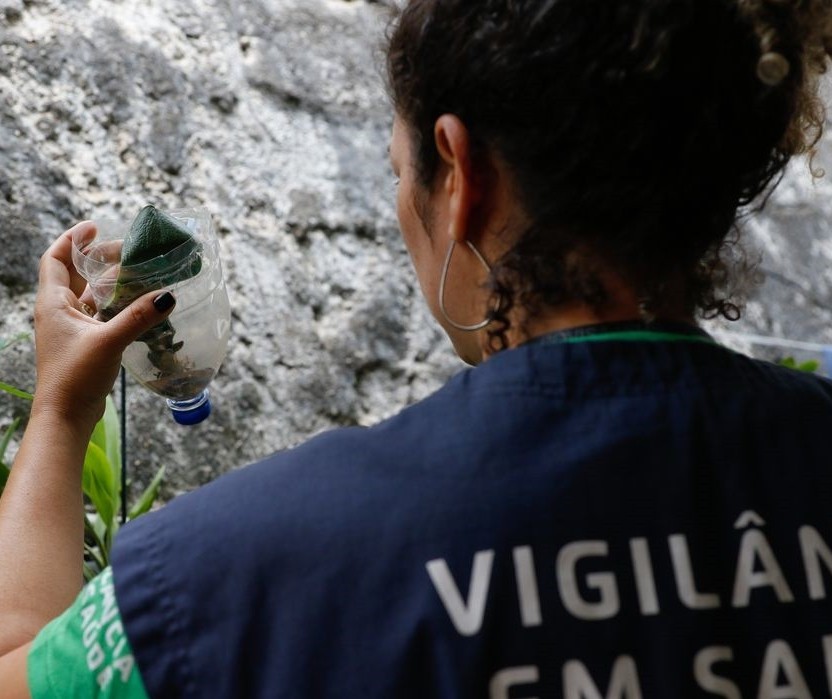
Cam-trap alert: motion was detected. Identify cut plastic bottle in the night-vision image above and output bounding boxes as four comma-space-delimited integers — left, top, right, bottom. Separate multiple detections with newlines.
72, 206, 231, 425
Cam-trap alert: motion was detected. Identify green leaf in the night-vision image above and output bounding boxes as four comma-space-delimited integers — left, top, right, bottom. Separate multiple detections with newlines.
83, 561, 100, 583
90, 397, 121, 496
128, 466, 165, 520
100, 206, 202, 320
0, 418, 20, 465
84, 542, 106, 569
85, 512, 108, 547
777, 357, 820, 374
85, 399, 123, 550
0, 381, 33, 401
0, 418, 20, 494
84, 514, 109, 569
122, 206, 196, 266
82, 441, 116, 531
0, 333, 30, 352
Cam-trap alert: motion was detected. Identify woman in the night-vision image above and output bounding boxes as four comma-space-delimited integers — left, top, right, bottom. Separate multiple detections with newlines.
2, 0, 832, 696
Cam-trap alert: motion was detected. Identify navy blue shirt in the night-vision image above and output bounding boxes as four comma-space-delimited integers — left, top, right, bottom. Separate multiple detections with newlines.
112, 328, 832, 698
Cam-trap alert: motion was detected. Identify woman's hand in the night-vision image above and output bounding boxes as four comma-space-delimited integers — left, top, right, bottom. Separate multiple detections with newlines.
31, 221, 176, 435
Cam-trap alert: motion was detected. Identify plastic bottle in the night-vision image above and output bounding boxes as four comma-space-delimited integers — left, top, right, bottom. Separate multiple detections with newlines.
72, 207, 231, 425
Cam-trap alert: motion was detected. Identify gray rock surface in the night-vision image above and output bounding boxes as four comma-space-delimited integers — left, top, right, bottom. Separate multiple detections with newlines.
1, 0, 831, 501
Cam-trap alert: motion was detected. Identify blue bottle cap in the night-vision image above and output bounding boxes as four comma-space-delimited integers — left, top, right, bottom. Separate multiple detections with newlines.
167, 390, 212, 426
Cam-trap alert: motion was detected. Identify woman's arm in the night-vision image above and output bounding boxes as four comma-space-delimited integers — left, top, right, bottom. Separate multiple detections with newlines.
0, 410, 90, 655
0, 222, 174, 656
0, 643, 32, 698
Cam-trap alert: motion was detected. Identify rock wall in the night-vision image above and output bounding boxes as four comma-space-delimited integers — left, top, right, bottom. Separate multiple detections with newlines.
1, 0, 831, 499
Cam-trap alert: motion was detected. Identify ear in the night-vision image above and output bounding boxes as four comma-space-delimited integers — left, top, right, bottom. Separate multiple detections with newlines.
434, 115, 481, 244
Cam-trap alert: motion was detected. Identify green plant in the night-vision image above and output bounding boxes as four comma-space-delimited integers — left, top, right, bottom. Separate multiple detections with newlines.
0, 334, 164, 581
0, 333, 29, 494
0, 418, 20, 493
80, 396, 166, 580
777, 357, 821, 373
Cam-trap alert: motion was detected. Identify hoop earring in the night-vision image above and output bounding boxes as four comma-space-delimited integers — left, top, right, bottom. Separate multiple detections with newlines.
438, 240, 493, 332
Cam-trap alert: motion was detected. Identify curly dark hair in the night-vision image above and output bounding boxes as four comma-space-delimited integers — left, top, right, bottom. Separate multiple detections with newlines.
386, 0, 832, 349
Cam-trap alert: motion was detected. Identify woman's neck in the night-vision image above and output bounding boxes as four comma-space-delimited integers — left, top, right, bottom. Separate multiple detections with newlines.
479, 271, 697, 359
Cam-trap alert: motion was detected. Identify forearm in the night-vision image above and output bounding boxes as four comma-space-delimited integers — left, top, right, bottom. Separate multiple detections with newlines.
0, 223, 174, 658
0, 404, 92, 655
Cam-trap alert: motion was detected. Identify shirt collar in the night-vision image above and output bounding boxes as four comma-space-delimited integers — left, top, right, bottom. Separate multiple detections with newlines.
524, 320, 716, 347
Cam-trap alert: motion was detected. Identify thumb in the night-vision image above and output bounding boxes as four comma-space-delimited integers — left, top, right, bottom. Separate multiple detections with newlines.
101, 291, 177, 352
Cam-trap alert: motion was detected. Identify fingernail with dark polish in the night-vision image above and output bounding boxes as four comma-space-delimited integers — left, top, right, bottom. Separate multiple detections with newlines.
153, 292, 176, 313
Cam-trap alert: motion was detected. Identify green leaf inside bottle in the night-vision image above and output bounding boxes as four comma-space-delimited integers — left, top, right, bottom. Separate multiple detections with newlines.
120, 205, 202, 281
99, 205, 206, 387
